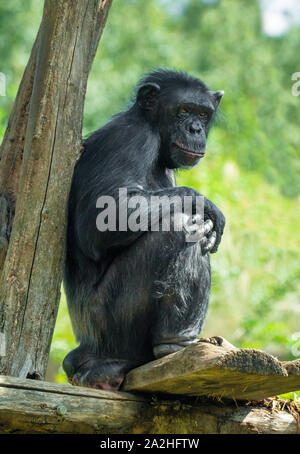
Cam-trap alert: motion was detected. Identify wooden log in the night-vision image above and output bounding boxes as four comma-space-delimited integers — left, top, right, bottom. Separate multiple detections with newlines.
0, 375, 299, 434
123, 337, 300, 401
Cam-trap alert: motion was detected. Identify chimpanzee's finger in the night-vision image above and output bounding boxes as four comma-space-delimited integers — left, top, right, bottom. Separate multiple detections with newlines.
203, 219, 213, 235
185, 219, 213, 243
211, 212, 225, 253
202, 231, 217, 254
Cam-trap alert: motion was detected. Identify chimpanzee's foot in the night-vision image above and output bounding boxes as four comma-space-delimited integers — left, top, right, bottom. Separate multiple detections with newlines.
63, 348, 137, 391
70, 359, 126, 391
153, 344, 185, 359
153, 337, 199, 359
199, 336, 237, 350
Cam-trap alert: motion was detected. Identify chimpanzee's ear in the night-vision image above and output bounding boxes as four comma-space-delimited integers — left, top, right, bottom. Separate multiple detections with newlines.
137, 83, 161, 110
211, 90, 224, 107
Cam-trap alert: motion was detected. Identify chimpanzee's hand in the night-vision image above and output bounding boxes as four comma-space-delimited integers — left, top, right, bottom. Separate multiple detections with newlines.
203, 198, 225, 253
185, 215, 217, 255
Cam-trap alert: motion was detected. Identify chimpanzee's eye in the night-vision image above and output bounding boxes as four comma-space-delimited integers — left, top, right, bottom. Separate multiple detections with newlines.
178, 107, 188, 114
199, 111, 208, 117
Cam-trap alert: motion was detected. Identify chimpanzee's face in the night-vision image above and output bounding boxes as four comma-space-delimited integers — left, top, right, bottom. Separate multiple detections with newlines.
136, 78, 223, 170
160, 87, 222, 169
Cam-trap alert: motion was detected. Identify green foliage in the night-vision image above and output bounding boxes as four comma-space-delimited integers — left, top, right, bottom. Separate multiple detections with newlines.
0, 1, 299, 397
47, 290, 76, 384
279, 391, 300, 401
0, 0, 42, 133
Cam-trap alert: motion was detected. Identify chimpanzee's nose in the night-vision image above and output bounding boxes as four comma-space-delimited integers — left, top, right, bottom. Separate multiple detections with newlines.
189, 120, 202, 135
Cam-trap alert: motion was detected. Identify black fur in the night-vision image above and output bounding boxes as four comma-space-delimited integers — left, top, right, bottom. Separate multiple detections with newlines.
63, 69, 225, 390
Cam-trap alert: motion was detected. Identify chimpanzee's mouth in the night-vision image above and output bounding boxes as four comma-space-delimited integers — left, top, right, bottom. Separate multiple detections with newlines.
174, 141, 205, 158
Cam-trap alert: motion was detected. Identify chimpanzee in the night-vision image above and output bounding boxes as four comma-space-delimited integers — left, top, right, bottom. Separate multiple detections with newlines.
63, 69, 225, 391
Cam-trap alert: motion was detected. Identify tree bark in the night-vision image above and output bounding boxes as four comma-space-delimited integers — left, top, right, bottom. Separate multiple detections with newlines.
0, 375, 299, 434
0, 29, 40, 272
0, 0, 113, 379
124, 337, 300, 401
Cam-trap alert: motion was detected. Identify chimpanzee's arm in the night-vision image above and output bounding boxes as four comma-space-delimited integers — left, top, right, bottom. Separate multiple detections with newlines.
75, 185, 225, 261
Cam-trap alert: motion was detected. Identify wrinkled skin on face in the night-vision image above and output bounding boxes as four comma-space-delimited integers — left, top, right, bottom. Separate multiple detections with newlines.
137, 81, 223, 169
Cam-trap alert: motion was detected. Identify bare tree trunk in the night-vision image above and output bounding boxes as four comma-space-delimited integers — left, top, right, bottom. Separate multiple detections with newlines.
0, 30, 40, 272
0, 0, 113, 379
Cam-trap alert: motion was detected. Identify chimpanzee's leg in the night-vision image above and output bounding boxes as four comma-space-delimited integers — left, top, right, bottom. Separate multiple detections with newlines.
151, 239, 210, 359
63, 219, 211, 390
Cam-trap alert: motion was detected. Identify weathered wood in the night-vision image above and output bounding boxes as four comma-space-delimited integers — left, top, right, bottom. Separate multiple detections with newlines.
0, 375, 299, 434
0, 0, 113, 379
123, 337, 300, 401
0, 28, 40, 273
